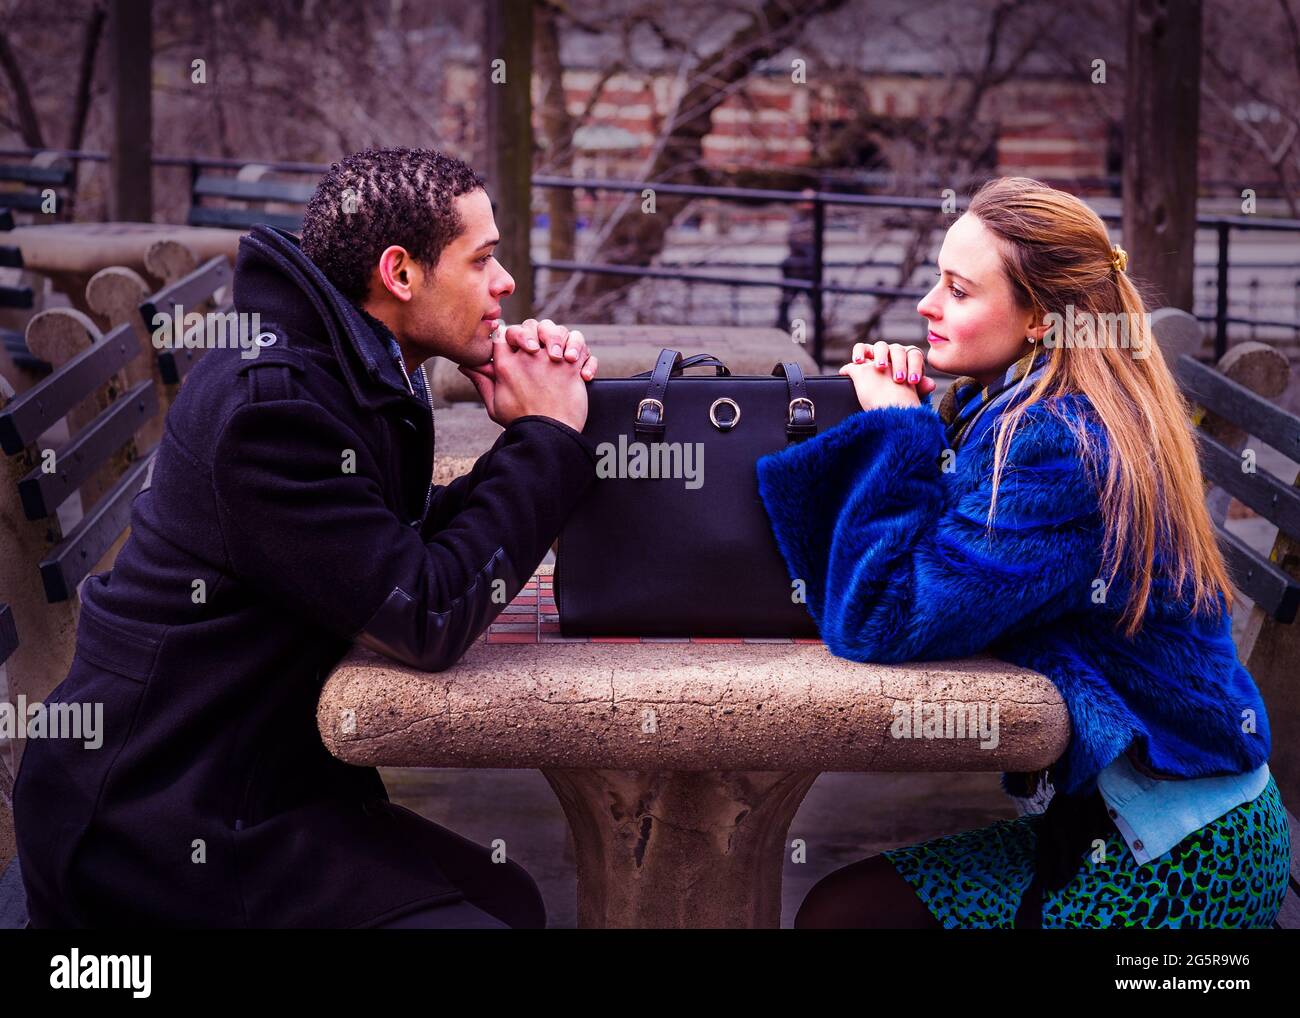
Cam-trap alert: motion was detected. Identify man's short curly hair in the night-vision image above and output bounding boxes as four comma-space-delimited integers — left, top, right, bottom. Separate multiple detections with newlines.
300, 147, 487, 304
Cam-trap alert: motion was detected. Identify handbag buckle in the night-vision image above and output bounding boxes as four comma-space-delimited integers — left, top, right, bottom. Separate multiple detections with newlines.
636, 398, 665, 426
788, 397, 815, 424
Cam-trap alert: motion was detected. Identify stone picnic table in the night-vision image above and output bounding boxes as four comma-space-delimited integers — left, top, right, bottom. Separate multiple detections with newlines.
4, 222, 242, 312
318, 566, 1070, 929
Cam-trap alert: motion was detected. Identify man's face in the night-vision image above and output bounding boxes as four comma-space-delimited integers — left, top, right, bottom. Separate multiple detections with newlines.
401, 188, 515, 367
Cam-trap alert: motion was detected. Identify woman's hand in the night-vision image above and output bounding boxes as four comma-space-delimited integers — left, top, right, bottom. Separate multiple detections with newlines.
838, 341, 937, 411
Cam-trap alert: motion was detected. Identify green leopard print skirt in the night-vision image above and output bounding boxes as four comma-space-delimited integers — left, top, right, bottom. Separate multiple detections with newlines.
881, 776, 1290, 928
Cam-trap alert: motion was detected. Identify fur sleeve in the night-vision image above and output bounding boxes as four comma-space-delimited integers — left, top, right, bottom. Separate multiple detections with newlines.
755, 400, 1107, 663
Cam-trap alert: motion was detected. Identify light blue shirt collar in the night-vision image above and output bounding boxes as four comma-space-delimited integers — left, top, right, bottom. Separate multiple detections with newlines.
1096, 752, 1271, 864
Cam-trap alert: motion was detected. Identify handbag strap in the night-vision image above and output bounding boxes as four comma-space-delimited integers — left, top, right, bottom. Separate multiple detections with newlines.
633, 348, 731, 438
772, 361, 817, 441
631, 351, 731, 378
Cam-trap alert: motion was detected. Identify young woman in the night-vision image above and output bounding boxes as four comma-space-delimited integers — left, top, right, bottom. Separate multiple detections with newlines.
755, 176, 1291, 929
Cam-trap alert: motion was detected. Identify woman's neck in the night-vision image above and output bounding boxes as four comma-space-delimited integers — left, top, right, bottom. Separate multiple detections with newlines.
970, 345, 1041, 388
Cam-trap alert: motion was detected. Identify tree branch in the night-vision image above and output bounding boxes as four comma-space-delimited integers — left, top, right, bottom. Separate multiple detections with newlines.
0, 21, 44, 147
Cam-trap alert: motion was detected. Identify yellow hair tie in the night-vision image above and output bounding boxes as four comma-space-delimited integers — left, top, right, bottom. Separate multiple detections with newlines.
1110, 244, 1128, 274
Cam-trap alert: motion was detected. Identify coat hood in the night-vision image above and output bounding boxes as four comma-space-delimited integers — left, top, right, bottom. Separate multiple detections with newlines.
232, 224, 416, 412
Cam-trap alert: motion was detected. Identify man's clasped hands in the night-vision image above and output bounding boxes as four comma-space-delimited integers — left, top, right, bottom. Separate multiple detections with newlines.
459, 319, 597, 432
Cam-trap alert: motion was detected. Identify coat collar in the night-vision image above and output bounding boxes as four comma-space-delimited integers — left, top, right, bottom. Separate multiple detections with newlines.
937, 345, 1050, 450
233, 225, 419, 411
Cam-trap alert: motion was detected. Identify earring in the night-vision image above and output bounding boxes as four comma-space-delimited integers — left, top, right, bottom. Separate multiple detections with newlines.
1027, 335, 1037, 344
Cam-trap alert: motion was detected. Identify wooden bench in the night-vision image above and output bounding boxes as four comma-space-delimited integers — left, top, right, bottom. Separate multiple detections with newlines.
1149, 309, 1300, 928
187, 164, 311, 232
0, 317, 158, 601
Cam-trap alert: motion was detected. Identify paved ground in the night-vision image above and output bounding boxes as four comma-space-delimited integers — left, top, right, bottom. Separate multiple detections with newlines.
381, 766, 1019, 929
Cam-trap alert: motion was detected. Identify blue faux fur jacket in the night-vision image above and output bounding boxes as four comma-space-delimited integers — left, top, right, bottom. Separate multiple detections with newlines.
755, 392, 1271, 799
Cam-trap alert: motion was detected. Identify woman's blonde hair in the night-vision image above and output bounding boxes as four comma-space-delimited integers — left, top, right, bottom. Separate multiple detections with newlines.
966, 175, 1231, 639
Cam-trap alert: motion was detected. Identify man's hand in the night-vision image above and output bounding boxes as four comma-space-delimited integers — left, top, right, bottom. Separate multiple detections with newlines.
501, 318, 598, 382
459, 328, 590, 431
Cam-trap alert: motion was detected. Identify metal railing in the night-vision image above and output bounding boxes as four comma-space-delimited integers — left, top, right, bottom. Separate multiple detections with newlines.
533, 175, 1300, 365
3, 150, 1298, 367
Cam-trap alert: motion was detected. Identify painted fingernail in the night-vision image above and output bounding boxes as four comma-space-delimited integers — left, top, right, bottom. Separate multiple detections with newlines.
909, 373, 919, 383
551, 344, 562, 356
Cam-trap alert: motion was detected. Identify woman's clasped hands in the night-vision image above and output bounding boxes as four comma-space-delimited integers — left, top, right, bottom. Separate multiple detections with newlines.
838, 341, 938, 411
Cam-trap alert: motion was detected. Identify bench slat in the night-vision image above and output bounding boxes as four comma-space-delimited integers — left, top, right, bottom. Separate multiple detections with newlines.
18, 379, 158, 520
0, 192, 57, 212
155, 300, 236, 384
0, 603, 16, 666
0, 323, 139, 455
39, 449, 156, 603
0, 164, 72, 185
1216, 524, 1300, 623
138, 254, 233, 327
1175, 353, 1300, 460
192, 175, 315, 204
0, 285, 33, 309
186, 206, 304, 232
1195, 430, 1300, 543
1, 329, 50, 374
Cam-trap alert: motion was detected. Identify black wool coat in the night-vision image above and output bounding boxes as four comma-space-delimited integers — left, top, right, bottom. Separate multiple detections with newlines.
13, 225, 598, 927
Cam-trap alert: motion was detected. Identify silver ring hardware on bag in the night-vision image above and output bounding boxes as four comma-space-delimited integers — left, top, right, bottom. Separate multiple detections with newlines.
788, 397, 815, 425
709, 397, 741, 431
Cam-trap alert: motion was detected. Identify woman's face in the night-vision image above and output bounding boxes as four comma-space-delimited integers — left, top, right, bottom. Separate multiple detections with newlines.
916, 213, 1042, 386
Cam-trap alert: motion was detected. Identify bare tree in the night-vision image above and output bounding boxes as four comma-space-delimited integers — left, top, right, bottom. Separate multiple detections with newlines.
535, 0, 851, 316
1201, 0, 1300, 216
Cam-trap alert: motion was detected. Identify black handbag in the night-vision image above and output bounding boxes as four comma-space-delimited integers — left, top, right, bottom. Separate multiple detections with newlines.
555, 347, 864, 637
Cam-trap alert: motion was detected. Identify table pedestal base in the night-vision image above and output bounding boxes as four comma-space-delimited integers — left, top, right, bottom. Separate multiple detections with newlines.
542, 768, 819, 929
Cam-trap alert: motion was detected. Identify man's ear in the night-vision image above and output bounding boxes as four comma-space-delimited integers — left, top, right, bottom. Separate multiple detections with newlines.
376, 245, 418, 302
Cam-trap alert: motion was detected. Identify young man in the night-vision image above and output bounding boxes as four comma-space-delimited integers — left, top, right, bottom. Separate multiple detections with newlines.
14, 148, 600, 928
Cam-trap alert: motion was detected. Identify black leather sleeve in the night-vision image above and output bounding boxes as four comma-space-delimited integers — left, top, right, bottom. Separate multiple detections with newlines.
352, 546, 517, 673
423, 416, 596, 541
213, 401, 598, 672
